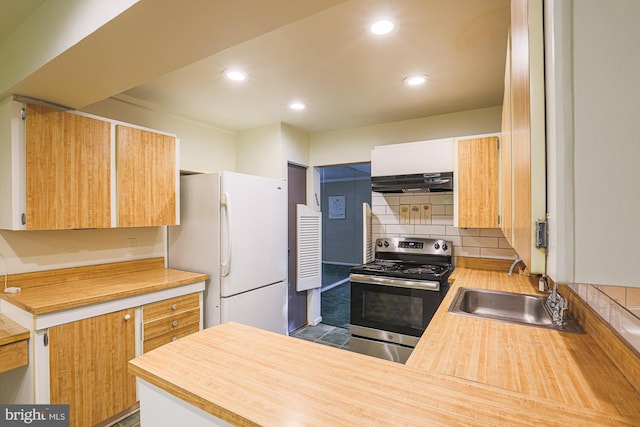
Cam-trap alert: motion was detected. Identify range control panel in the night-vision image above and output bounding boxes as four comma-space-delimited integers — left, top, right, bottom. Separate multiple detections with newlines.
375, 237, 452, 256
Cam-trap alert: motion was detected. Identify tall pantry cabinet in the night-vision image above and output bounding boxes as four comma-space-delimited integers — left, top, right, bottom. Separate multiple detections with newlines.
501, 0, 546, 274
0, 98, 179, 230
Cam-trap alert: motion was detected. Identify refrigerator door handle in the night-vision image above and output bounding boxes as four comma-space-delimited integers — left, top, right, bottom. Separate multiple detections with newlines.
221, 191, 232, 276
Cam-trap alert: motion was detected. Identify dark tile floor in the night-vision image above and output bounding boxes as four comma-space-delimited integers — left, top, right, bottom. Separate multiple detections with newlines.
321, 282, 350, 328
321, 263, 351, 328
290, 323, 350, 350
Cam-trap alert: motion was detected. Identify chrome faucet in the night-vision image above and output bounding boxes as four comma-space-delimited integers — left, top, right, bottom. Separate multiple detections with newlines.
508, 257, 524, 275
544, 278, 568, 327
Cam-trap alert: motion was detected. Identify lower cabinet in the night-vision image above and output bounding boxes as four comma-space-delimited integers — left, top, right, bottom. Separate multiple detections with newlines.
142, 293, 201, 353
48, 309, 137, 427
0, 286, 204, 426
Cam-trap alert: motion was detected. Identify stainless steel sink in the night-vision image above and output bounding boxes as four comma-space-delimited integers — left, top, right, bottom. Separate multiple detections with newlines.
448, 287, 584, 333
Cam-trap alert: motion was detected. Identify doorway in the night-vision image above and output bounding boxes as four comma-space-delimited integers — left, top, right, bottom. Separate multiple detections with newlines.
319, 163, 371, 329
287, 163, 308, 333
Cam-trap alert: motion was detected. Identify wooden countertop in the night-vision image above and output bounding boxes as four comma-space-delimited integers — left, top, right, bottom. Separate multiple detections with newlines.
0, 258, 208, 315
408, 268, 640, 419
129, 268, 640, 426
0, 314, 29, 346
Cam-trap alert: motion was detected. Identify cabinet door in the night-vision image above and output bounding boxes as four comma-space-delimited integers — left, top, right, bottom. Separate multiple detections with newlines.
457, 136, 499, 228
25, 104, 112, 230
116, 125, 177, 227
49, 309, 136, 427
501, 36, 514, 245
502, 0, 546, 274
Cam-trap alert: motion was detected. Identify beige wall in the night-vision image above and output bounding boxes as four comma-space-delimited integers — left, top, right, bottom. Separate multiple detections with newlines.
83, 96, 236, 173
0, 227, 164, 275
236, 122, 310, 179
282, 123, 310, 170
236, 123, 282, 178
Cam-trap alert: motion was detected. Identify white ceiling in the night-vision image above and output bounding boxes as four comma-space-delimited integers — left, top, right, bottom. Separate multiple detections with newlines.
1, 0, 510, 134
0, 0, 46, 42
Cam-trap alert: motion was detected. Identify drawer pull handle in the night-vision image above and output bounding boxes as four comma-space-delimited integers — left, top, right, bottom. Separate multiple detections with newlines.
172, 337, 178, 342
172, 320, 179, 327
171, 304, 178, 310
124, 314, 131, 321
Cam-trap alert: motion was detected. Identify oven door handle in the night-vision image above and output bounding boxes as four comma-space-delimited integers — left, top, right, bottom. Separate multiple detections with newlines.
350, 274, 440, 291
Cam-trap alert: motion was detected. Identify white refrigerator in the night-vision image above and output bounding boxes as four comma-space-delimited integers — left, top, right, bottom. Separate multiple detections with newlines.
167, 172, 288, 334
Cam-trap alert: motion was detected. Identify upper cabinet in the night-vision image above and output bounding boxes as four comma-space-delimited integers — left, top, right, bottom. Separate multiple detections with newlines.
371, 138, 453, 177
0, 98, 179, 230
116, 125, 178, 227
25, 103, 112, 230
501, 0, 546, 274
454, 135, 500, 228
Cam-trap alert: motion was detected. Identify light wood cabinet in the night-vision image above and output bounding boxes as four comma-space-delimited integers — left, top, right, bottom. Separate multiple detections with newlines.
116, 125, 178, 227
501, 36, 514, 248
0, 98, 179, 230
500, 0, 546, 274
25, 103, 112, 230
455, 136, 500, 228
142, 293, 201, 353
48, 309, 137, 427
0, 340, 28, 374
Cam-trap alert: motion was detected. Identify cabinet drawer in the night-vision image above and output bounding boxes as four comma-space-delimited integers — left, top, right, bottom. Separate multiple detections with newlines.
143, 308, 200, 341
143, 293, 199, 322
0, 340, 29, 374
143, 324, 200, 353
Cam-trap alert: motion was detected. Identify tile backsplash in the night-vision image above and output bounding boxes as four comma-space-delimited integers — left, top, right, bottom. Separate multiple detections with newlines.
371, 192, 517, 264
569, 283, 640, 353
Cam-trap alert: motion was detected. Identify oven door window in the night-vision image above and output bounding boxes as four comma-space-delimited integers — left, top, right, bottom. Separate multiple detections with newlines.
351, 281, 441, 337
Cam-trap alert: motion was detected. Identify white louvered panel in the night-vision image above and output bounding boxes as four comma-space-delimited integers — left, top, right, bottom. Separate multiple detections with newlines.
296, 204, 322, 291
362, 202, 373, 263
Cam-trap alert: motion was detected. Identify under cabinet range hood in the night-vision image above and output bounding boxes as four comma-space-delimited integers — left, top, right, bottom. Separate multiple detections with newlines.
370, 138, 454, 193
371, 172, 453, 193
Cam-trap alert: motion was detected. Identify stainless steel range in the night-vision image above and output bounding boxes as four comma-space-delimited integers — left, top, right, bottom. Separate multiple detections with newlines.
349, 237, 453, 363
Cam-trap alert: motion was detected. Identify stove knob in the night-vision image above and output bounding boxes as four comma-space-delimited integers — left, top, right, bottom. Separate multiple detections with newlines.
377, 241, 383, 247
383, 240, 390, 247
442, 243, 448, 251
434, 242, 440, 250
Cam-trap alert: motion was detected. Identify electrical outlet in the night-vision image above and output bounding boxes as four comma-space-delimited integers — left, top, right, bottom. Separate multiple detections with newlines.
127, 237, 137, 254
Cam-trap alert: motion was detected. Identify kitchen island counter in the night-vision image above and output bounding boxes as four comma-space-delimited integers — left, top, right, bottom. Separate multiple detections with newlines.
129, 269, 640, 426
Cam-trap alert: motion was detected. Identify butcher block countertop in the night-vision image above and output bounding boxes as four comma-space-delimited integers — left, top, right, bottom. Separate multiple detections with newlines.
129, 268, 640, 426
0, 258, 208, 315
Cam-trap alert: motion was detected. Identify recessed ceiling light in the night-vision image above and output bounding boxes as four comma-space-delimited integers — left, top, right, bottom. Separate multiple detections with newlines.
289, 102, 306, 110
403, 74, 428, 86
370, 20, 394, 35
223, 69, 247, 81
